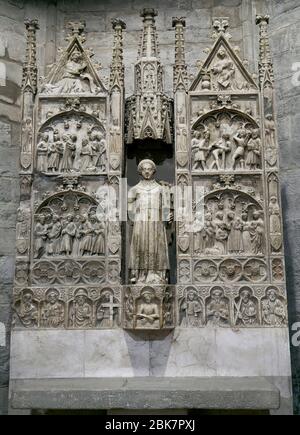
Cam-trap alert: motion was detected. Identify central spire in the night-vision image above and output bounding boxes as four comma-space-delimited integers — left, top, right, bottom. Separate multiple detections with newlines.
125, 9, 173, 144
139, 8, 159, 58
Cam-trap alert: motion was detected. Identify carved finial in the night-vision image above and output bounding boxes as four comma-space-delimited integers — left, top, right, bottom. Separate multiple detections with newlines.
110, 19, 126, 88
256, 15, 273, 87
112, 18, 126, 30
139, 8, 159, 58
22, 19, 39, 94
173, 17, 188, 92
66, 21, 86, 43
212, 17, 231, 40
256, 15, 270, 26
140, 8, 158, 21
172, 17, 186, 65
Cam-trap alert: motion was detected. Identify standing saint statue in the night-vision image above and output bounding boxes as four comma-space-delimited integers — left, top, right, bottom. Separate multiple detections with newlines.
128, 159, 173, 285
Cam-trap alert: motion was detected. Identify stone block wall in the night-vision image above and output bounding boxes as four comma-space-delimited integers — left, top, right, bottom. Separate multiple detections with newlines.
0, 0, 24, 416
0, 0, 299, 414
267, 0, 300, 416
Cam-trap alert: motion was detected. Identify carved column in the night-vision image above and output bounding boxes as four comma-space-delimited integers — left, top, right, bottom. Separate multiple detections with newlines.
172, 18, 192, 274
257, 16, 284, 281
16, 19, 39, 293
109, 19, 126, 173
21, 19, 39, 172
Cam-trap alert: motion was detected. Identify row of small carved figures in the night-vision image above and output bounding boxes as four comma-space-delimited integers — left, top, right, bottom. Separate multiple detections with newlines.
13, 286, 287, 329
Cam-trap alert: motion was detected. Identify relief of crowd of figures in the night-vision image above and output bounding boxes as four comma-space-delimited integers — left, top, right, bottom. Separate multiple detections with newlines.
36, 114, 107, 175
34, 206, 106, 259
14, 13, 288, 331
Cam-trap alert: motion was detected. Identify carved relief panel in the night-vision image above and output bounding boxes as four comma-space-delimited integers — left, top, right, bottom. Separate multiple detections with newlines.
13, 286, 121, 329
123, 286, 175, 330
36, 105, 108, 175
177, 284, 287, 328
14, 20, 125, 330
175, 16, 287, 330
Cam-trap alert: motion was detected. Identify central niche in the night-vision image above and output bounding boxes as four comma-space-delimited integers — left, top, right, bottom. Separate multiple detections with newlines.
126, 139, 176, 285
124, 8, 175, 288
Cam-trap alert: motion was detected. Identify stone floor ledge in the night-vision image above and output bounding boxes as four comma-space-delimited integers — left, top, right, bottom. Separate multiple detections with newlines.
9, 377, 280, 412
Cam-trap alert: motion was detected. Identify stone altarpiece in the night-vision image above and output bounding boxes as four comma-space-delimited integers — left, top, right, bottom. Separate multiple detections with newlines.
9, 11, 292, 414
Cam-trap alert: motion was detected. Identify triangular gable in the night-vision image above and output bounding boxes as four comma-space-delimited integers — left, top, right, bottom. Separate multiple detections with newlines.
190, 34, 258, 92
42, 35, 106, 94
141, 106, 157, 139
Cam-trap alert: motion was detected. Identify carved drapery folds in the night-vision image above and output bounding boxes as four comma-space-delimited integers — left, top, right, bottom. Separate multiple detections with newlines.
126, 9, 173, 144
14, 14, 287, 331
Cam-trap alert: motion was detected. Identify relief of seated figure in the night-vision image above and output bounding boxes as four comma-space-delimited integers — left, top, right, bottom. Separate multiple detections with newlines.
45, 50, 99, 94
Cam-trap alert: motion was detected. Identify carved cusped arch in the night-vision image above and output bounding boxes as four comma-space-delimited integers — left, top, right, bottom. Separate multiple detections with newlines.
192, 107, 259, 131
37, 111, 106, 136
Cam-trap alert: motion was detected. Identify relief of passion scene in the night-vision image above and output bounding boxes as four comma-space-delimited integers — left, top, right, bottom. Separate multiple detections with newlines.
176, 17, 287, 328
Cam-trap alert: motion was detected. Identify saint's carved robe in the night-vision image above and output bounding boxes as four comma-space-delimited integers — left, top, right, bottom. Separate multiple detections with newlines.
128, 179, 170, 283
